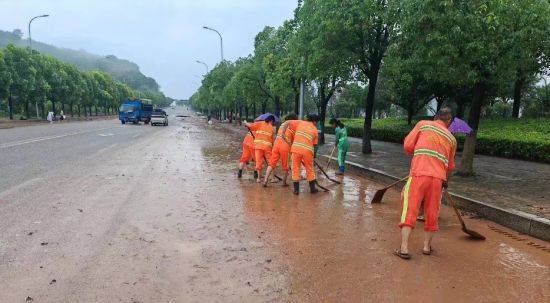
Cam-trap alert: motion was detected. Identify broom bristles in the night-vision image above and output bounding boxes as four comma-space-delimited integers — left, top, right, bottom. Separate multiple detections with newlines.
370, 188, 387, 204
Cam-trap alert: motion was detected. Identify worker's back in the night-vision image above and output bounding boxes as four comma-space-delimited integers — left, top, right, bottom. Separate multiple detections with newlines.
290, 120, 318, 156
404, 120, 456, 180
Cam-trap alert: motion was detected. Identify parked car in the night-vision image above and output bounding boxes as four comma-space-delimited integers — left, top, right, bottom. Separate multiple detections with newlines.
151, 109, 168, 126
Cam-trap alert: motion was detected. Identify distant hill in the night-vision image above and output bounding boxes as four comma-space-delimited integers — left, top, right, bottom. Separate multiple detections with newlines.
0, 29, 160, 93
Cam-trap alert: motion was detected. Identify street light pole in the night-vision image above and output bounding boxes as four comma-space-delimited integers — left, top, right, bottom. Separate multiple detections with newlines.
28, 14, 49, 119
196, 60, 209, 75
202, 26, 223, 62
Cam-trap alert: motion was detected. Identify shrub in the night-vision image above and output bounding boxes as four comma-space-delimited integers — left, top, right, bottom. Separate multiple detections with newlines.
325, 118, 550, 163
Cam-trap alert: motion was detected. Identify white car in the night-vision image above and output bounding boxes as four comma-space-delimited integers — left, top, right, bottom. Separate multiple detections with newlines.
151, 109, 168, 126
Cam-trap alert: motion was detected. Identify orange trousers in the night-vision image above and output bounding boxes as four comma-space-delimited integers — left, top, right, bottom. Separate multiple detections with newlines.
291, 153, 315, 181
255, 149, 272, 171
239, 145, 255, 164
268, 146, 290, 171
398, 175, 443, 231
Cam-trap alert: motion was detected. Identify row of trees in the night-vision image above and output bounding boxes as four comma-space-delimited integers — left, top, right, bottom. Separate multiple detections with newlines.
0, 44, 171, 120
191, 0, 549, 175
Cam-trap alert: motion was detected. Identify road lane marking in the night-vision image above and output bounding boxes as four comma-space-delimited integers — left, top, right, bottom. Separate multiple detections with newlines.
98, 133, 115, 137
0, 127, 113, 149
96, 143, 119, 155
132, 133, 140, 138
0, 178, 43, 199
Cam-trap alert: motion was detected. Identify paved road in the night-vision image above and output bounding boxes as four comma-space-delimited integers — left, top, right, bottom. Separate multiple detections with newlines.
0, 108, 548, 302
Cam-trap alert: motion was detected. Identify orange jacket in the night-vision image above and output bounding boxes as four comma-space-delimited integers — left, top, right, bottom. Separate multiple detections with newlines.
273, 120, 296, 151
248, 121, 274, 151
242, 132, 254, 148
404, 120, 457, 180
289, 120, 318, 156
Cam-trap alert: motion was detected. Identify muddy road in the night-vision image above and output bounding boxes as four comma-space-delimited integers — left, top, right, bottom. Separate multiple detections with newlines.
0, 110, 548, 302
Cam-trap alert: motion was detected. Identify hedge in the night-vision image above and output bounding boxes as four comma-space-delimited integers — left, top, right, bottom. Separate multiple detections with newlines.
325, 118, 550, 164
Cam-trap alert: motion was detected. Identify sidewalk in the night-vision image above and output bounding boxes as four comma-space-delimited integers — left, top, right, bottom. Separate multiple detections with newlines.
319, 134, 550, 241
0, 115, 117, 129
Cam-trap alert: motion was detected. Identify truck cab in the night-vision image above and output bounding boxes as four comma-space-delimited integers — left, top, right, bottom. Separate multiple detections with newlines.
119, 99, 153, 124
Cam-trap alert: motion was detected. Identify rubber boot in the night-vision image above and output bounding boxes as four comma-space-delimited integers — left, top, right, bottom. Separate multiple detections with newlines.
335, 166, 345, 175
293, 182, 300, 195
238, 169, 243, 178
309, 180, 319, 194
253, 171, 258, 179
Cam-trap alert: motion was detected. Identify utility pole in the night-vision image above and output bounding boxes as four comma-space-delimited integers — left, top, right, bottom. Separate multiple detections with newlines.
202, 26, 224, 62
28, 14, 49, 118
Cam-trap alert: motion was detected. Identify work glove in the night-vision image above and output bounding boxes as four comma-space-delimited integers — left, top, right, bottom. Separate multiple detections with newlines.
442, 181, 448, 189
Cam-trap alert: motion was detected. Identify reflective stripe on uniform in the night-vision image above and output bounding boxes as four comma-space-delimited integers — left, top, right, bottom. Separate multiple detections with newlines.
419, 125, 456, 147
295, 131, 314, 141
256, 130, 272, 137
254, 139, 273, 146
401, 177, 413, 223
293, 142, 314, 152
414, 148, 449, 166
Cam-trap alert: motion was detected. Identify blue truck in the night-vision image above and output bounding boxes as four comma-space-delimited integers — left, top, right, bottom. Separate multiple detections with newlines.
118, 99, 153, 124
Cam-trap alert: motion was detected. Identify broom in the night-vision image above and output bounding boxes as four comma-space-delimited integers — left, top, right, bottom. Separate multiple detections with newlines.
444, 190, 486, 240
370, 176, 408, 204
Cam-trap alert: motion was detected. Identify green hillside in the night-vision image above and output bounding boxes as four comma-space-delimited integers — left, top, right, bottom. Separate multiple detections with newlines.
0, 29, 160, 93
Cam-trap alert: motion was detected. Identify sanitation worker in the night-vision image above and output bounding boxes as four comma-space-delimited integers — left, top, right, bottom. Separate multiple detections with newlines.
394, 107, 457, 260
237, 129, 256, 179
263, 113, 298, 187
244, 115, 276, 182
280, 114, 321, 195
329, 118, 349, 175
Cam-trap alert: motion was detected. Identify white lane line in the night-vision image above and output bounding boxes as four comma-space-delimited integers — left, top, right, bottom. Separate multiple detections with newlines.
132, 133, 140, 139
0, 127, 113, 149
98, 133, 115, 137
0, 178, 43, 199
96, 143, 119, 155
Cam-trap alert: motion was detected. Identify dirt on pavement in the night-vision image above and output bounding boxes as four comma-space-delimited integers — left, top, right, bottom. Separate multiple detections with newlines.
0, 115, 548, 302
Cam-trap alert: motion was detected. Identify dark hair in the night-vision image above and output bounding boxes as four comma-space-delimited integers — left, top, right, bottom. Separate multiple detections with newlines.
306, 114, 320, 122
284, 113, 298, 121
329, 117, 344, 128
265, 115, 275, 123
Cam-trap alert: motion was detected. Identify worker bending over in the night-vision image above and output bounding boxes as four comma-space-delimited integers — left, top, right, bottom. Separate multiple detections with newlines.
329, 118, 349, 175
395, 107, 457, 260
280, 114, 321, 195
263, 113, 298, 186
244, 115, 275, 182
237, 130, 256, 178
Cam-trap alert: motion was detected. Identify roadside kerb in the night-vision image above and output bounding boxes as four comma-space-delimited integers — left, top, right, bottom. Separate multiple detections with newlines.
323, 155, 550, 242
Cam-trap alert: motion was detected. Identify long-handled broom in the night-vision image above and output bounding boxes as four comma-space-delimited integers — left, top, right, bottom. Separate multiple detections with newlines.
444, 190, 486, 240
314, 160, 341, 184
370, 176, 408, 204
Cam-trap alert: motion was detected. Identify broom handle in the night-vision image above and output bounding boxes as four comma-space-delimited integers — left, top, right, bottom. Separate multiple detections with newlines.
383, 176, 409, 190
326, 145, 336, 171
444, 190, 467, 228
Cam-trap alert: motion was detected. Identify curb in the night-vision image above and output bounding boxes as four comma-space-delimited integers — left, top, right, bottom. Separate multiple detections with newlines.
322, 155, 550, 242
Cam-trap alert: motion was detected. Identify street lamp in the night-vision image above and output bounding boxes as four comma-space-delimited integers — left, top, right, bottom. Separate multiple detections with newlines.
28, 14, 49, 119
196, 60, 209, 74
202, 26, 224, 62
28, 14, 49, 49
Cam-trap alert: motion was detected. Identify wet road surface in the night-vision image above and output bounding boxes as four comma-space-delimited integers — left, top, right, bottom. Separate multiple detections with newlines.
0, 109, 548, 302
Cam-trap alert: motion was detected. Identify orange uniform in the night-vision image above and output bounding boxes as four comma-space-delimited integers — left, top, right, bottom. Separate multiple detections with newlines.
399, 120, 457, 231
239, 132, 256, 164
268, 120, 295, 171
247, 121, 275, 171
289, 120, 318, 181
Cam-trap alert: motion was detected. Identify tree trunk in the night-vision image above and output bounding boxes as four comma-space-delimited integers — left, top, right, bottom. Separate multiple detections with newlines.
362, 69, 380, 154
455, 95, 465, 119
294, 89, 300, 115
25, 101, 30, 119
512, 76, 525, 118
318, 85, 328, 145
51, 101, 56, 115
261, 100, 267, 114
274, 96, 281, 119
253, 102, 256, 118
8, 93, 13, 120
406, 98, 414, 125
70, 102, 74, 117
457, 82, 486, 176
245, 105, 249, 121
41, 102, 46, 119
95, 106, 98, 116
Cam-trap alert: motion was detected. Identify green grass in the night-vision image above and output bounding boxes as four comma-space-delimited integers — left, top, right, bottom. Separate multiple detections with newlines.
325, 118, 550, 163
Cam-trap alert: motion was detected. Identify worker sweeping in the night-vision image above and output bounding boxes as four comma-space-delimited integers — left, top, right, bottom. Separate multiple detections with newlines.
244, 115, 275, 182
263, 113, 298, 187
280, 114, 321, 195
394, 107, 457, 260
237, 129, 256, 179
329, 118, 349, 175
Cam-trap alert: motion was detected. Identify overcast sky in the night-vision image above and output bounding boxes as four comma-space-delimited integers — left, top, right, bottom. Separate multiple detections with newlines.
0, 0, 297, 99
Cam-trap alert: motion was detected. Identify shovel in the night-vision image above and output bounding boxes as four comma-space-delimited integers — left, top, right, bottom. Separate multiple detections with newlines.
370, 176, 408, 204
444, 190, 486, 240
